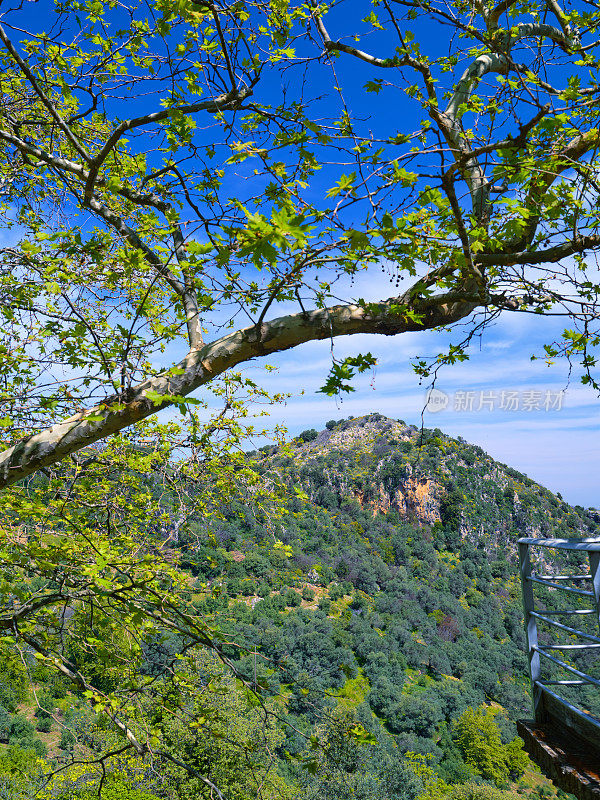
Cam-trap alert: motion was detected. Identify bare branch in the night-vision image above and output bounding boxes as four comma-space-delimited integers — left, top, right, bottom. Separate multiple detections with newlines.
83, 88, 252, 203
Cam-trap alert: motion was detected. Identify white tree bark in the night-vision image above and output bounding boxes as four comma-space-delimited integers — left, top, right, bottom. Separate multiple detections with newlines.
0, 291, 476, 489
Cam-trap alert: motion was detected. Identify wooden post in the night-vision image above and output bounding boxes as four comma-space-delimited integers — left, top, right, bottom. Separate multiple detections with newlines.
520, 541, 542, 720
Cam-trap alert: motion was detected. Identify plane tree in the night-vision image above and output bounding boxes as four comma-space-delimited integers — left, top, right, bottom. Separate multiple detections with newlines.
0, 0, 599, 787
0, 0, 599, 485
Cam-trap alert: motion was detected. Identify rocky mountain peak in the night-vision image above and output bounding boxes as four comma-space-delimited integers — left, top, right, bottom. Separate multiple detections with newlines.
267, 414, 599, 546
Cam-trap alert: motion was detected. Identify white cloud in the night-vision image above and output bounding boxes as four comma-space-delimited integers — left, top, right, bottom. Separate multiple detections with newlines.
146, 264, 599, 509
214, 316, 599, 508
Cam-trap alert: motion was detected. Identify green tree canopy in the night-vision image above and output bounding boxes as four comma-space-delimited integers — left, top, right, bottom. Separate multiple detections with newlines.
453, 705, 529, 786
0, 0, 599, 485
0, 0, 597, 791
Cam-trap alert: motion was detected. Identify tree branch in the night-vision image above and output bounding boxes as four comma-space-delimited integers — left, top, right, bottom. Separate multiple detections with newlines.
0, 23, 91, 164
0, 290, 477, 489
0, 128, 169, 213
18, 632, 147, 754
506, 127, 600, 250
322, 38, 398, 68
479, 233, 600, 265
157, 750, 226, 800
486, 0, 520, 31
83, 88, 252, 203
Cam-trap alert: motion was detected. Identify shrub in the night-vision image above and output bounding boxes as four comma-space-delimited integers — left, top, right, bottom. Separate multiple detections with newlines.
36, 716, 52, 733
29, 738, 47, 758
302, 587, 315, 601
0, 705, 10, 741
60, 727, 76, 751
34, 691, 54, 720
350, 593, 367, 610
9, 714, 35, 744
318, 598, 332, 614
48, 675, 67, 700
285, 589, 301, 607
329, 583, 345, 601
0, 681, 17, 712
84, 784, 160, 800
454, 706, 529, 786
272, 594, 286, 610
450, 784, 522, 800
298, 429, 318, 442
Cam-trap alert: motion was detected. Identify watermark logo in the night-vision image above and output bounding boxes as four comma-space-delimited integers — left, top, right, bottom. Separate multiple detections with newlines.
425, 388, 449, 413
425, 388, 564, 413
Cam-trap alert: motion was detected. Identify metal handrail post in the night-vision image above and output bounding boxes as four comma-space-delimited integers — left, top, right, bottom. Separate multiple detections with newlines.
589, 550, 600, 633
520, 540, 542, 719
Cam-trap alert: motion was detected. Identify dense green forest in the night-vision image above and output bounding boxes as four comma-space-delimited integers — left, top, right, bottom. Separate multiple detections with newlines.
3, 0, 600, 792
1, 414, 597, 799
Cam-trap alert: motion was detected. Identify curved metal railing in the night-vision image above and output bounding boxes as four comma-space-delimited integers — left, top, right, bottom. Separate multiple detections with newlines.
518, 537, 600, 749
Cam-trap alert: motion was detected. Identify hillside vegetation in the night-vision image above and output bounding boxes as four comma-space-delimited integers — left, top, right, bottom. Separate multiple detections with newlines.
2, 414, 595, 799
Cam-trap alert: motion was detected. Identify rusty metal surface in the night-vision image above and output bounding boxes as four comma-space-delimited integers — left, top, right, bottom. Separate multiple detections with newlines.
518, 719, 600, 800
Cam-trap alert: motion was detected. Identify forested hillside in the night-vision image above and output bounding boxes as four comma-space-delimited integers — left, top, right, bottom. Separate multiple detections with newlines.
1, 414, 596, 799
3, 0, 600, 792
183, 415, 598, 758
177, 416, 596, 795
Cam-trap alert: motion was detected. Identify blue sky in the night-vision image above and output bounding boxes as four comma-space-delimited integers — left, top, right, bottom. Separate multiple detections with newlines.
3, 1, 597, 509
234, 268, 600, 510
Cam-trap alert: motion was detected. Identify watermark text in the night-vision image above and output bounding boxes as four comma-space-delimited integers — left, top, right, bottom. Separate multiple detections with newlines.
425, 388, 564, 413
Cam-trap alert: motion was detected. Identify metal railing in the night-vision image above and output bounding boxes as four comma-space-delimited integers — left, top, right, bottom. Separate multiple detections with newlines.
519, 537, 600, 749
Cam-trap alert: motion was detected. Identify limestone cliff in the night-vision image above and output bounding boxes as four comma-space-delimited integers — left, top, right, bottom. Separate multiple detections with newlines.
261, 413, 598, 546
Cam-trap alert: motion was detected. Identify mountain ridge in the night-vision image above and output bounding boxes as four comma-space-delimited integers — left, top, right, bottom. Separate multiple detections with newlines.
256, 413, 599, 550
117, 413, 600, 798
